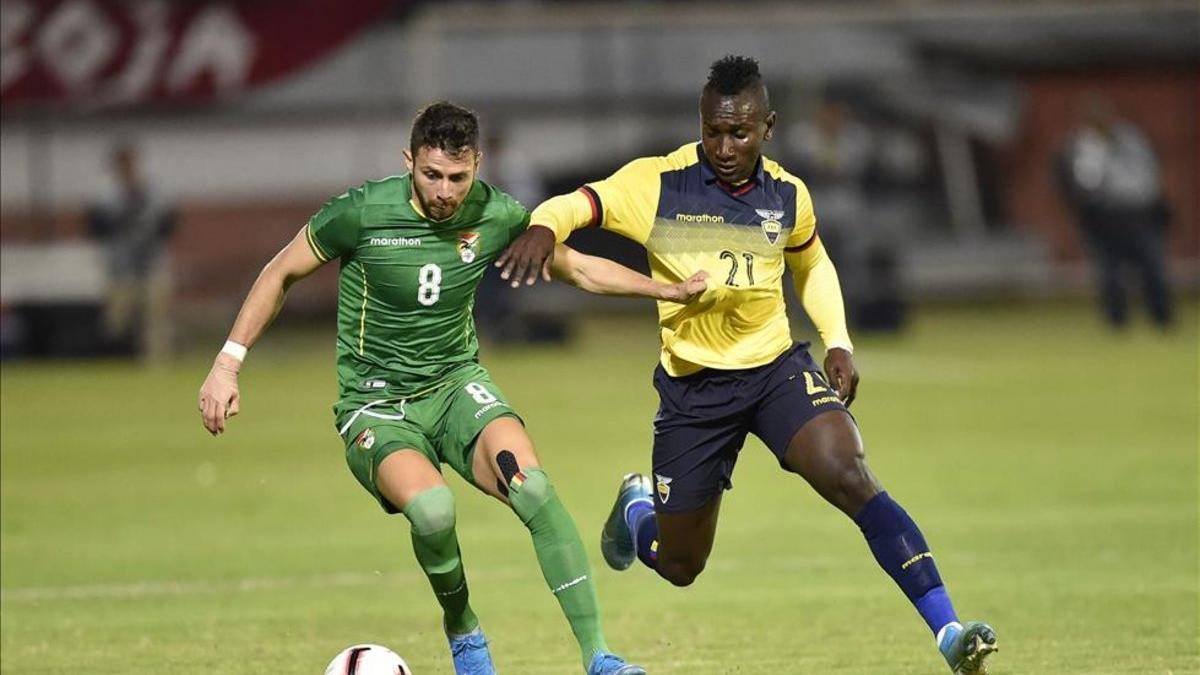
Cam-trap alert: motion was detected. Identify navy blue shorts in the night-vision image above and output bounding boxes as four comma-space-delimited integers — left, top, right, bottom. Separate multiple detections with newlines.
651, 342, 849, 513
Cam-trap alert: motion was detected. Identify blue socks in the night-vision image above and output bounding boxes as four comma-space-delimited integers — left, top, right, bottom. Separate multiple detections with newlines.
854, 491, 959, 635
625, 489, 959, 638
625, 499, 658, 569
917, 587, 960, 638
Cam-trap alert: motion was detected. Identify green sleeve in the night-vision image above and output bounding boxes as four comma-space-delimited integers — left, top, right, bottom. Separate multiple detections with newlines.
305, 191, 361, 262
508, 201, 532, 244
490, 187, 531, 245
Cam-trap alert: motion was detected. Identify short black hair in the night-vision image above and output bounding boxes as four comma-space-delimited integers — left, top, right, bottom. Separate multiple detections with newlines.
410, 101, 479, 156
705, 55, 763, 96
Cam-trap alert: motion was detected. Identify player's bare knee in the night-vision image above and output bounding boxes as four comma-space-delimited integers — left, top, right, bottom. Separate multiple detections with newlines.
658, 556, 705, 587
833, 460, 877, 513
664, 566, 702, 587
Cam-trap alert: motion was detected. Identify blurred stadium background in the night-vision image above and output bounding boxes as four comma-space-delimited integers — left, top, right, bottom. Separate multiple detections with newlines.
1, 1, 1197, 673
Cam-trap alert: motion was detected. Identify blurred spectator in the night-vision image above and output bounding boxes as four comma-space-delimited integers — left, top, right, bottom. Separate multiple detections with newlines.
788, 98, 907, 332
788, 100, 872, 264
1057, 96, 1174, 329
87, 142, 178, 359
0, 304, 30, 360
483, 125, 546, 210
477, 126, 568, 344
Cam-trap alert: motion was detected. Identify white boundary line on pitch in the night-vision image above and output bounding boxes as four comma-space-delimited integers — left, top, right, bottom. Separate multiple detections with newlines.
0, 566, 538, 603
9, 550, 1191, 605
0, 571, 414, 603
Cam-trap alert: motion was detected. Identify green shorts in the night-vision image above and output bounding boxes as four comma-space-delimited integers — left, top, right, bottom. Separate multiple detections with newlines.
335, 363, 521, 513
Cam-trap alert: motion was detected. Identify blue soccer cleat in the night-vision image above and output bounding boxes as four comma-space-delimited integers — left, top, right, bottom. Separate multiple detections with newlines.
447, 627, 495, 675
939, 621, 998, 674
600, 473, 653, 571
587, 651, 647, 675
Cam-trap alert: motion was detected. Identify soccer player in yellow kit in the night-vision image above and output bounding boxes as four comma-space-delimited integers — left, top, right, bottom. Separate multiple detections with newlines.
497, 56, 998, 674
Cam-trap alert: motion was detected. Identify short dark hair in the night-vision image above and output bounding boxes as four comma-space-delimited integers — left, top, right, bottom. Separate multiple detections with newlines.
410, 101, 479, 156
705, 55, 763, 96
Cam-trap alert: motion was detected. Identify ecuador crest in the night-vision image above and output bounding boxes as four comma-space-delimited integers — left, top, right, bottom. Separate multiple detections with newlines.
655, 473, 673, 504
755, 209, 785, 245
458, 231, 480, 263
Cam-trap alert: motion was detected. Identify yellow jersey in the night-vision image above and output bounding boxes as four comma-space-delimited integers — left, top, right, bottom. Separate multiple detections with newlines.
532, 142, 850, 376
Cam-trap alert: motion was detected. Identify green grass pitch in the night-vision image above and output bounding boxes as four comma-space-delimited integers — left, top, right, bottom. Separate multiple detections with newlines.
2, 302, 1197, 674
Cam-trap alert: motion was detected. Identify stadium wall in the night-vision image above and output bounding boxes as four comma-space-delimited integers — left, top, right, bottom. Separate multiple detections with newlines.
1001, 67, 1199, 262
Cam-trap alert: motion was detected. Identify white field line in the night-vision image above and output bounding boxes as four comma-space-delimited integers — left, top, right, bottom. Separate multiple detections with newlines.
0, 565, 541, 604
0, 570, 415, 604
5, 545, 1192, 605
0, 563, 872, 605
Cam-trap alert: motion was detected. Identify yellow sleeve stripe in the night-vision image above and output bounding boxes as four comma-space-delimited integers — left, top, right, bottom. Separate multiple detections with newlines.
305, 225, 331, 263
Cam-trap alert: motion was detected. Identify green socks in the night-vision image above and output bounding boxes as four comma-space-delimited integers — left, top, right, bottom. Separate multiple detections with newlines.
403, 468, 609, 668
401, 486, 479, 636
507, 466, 609, 667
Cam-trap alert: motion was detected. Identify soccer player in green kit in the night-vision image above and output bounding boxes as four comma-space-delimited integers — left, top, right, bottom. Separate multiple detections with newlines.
198, 102, 706, 675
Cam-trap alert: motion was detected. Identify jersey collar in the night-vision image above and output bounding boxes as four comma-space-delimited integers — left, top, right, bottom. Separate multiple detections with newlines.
695, 142, 765, 197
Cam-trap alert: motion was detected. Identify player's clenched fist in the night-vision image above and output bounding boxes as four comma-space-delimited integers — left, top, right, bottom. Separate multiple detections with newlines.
198, 353, 241, 435
664, 270, 710, 304
822, 347, 859, 408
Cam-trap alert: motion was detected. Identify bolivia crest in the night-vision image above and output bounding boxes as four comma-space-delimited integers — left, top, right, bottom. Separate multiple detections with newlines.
755, 209, 785, 245
458, 231, 481, 263
354, 427, 376, 450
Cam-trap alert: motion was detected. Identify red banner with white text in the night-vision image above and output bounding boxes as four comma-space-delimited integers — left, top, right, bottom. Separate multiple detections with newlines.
1, 0, 394, 108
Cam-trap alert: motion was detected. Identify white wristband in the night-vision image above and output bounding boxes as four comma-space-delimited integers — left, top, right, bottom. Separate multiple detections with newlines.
221, 340, 248, 362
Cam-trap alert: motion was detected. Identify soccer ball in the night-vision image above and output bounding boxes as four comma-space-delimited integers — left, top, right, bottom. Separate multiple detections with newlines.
323, 644, 412, 675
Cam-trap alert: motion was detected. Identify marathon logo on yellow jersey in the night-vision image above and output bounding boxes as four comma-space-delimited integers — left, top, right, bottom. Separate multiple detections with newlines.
675, 213, 725, 223
756, 209, 785, 245
458, 231, 480, 263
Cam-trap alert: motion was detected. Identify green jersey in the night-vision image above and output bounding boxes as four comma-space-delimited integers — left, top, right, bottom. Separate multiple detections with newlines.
304, 175, 529, 408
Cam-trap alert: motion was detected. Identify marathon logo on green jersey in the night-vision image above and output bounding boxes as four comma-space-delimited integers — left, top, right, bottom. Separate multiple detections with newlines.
368, 236, 422, 247
354, 428, 376, 450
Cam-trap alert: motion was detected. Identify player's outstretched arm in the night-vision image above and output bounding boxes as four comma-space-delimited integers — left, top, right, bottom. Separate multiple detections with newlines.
198, 227, 324, 435
497, 188, 600, 287
785, 238, 859, 406
550, 244, 708, 303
